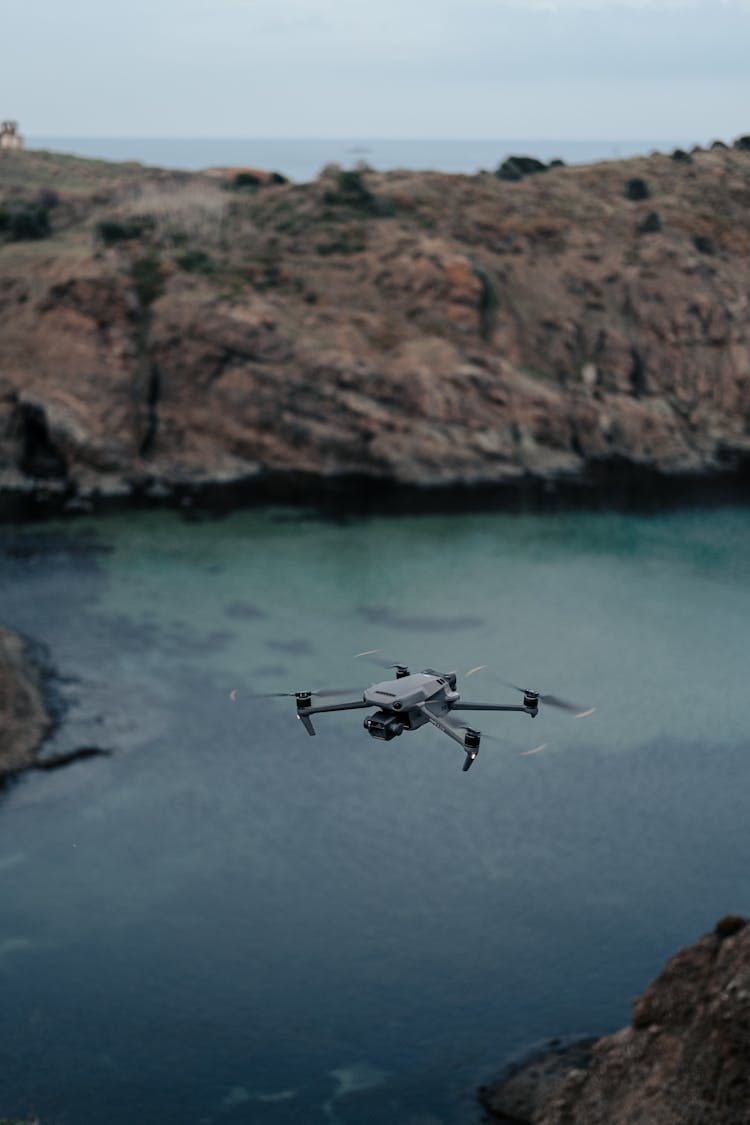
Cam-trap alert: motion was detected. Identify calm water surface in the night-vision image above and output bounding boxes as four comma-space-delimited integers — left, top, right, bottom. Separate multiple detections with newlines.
1, 505, 750, 1125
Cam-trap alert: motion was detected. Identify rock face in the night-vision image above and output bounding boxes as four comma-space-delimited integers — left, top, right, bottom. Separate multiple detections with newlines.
0, 626, 52, 776
3, 144, 750, 512
484, 916, 750, 1125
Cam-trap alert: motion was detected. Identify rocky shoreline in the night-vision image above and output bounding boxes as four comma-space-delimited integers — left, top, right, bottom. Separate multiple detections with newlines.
481, 915, 750, 1125
0, 625, 52, 778
2, 142, 750, 519
0, 624, 108, 783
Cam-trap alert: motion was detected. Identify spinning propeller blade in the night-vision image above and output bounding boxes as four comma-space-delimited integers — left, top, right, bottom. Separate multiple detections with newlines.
499, 679, 593, 717
452, 716, 549, 756
354, 650, 410, 673
231, 686, 362, 701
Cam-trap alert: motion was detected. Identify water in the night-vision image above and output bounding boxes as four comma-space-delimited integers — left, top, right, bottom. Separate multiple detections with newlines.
26, 137, 690, 181
1, 505, 750, 1125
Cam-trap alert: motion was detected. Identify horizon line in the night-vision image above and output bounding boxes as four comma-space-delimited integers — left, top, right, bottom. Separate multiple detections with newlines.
24, 133, 705, 143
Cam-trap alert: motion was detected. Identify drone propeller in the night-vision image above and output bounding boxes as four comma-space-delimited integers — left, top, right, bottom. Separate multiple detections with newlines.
500, 679, 594, 718
451, 715, 549, 756
465, 665, 488, 679
230, 686, 362, 702
354, 650, 411, 674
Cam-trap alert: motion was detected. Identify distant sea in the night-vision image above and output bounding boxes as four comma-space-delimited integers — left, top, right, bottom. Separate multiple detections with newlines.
26, 136, 694, 182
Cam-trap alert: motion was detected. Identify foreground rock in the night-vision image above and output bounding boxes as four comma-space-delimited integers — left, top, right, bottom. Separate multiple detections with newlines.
3, 143, 750, 514
483, 916, 750, 1125
0, 626, 52, 776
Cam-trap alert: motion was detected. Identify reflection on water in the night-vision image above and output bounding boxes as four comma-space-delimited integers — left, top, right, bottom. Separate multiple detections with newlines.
1, 506, 750, 1124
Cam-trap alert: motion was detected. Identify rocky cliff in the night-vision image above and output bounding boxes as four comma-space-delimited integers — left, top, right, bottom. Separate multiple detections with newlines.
0, 625, 51, 777
2, 143, 750, 513
483, 915, 750, 1125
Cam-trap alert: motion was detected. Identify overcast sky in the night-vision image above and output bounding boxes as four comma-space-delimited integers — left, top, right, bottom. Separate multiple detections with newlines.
4, 0, 750, 140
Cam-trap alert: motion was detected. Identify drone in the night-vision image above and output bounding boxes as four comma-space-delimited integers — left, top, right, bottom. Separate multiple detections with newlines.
237, 655, 593, 772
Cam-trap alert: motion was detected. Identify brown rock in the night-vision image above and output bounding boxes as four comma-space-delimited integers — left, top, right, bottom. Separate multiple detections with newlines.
3, 147, 750, 510
0, 626, 52, 777
534, 918, 750, 1125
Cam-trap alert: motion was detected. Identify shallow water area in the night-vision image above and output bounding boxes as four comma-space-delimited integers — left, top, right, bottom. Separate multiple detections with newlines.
1, 505, 750, 1124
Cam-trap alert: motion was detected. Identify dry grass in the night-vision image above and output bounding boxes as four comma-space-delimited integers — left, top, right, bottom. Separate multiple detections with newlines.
117, 179, 232, 245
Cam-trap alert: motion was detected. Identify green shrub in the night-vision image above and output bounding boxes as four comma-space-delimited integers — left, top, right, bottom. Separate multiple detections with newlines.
232, 172, 261, 190
96, 218, 147, 245
625, 177, 650, 201
671, 148, 692, 163
496, 155, 548, 181
472, 262, 499, 340
322, 169, 394, 216
0, 200, 51, 240
637, 210, 661, 234
176, 249, 215, 274
37, 187, 60, 208
8, 203, 51, 240
131, 254, 165, 305
693, 234, 716, 255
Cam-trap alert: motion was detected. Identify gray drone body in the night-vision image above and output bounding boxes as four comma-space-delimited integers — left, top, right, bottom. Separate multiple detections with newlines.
292, 664, 548, 772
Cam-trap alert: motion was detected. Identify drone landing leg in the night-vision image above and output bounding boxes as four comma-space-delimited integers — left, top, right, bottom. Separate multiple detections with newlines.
297, 712, 316, 736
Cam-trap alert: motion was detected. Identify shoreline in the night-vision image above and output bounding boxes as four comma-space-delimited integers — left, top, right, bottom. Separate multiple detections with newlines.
1, 458, 750, 524
4, 145, 750, 529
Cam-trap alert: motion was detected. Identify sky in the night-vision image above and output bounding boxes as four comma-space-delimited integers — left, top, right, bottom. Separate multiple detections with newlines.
3, 0, 750, 140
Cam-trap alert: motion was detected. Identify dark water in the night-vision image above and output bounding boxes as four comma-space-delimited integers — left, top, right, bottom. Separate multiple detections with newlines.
26, 136, 687, 180
1, 506, 750, 1125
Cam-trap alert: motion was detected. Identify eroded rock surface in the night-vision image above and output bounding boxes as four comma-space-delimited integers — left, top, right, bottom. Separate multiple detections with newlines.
0, 625, 52, 776
3, 146, 750, 511
484, 917, 750, 1125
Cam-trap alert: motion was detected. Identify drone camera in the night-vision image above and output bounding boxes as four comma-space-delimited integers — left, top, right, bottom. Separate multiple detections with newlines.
364, 711, 405, 741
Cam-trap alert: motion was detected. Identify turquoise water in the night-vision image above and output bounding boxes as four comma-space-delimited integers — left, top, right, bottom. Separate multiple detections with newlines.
1, 505, 750, 1124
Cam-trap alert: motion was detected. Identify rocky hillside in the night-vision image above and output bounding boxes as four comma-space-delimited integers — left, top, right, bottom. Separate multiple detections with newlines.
2, 141, 750, 513
483, 915, 750, 1125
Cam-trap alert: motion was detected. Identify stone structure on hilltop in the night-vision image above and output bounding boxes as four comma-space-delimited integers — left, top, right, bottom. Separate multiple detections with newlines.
0, 121, 23, 151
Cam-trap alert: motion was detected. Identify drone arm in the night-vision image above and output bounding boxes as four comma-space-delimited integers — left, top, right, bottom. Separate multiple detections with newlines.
451, 702, 530, 713
302, 699, 370, 716
295, 698, 369, 737
418, 704, 470, 749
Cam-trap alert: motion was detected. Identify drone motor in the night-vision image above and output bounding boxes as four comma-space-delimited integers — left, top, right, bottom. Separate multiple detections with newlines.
522, 690, 539, 714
